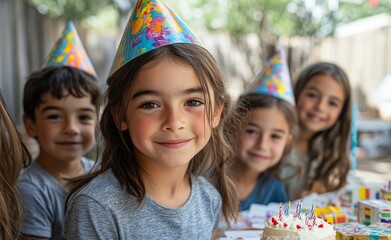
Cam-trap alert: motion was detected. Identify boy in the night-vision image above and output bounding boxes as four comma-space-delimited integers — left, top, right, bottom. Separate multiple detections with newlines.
17, 22, 102, 240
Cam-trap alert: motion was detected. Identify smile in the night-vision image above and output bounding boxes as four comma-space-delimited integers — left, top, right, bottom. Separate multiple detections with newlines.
307, 113, 325, 122
156, 139, 191, 149
56, 141, 82, 146
248, 152, 269, 160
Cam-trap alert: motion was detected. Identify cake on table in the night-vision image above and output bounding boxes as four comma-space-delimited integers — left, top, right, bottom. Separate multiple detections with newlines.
262, 201, 336, 240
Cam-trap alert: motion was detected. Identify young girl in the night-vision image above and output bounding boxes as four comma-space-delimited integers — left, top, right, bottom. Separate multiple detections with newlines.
231, 49, 297, 211
0, 92, 31, 240
280, 62, 352, 200
64, 0, 238, 238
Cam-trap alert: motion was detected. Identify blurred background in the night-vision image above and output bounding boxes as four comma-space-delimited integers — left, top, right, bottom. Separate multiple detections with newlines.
1, 0, 391, 170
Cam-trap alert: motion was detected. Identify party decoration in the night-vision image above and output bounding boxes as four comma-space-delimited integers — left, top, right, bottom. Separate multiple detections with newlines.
244, 48, 294, 106
109, 0, 200, 77
43, 21, 96, 76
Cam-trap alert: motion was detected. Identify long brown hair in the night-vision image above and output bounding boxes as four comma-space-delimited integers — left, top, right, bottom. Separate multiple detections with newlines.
68, 43, 239, 223
0, 93, 31, 240
295, 62, 352, 192
233, 94, 298, 178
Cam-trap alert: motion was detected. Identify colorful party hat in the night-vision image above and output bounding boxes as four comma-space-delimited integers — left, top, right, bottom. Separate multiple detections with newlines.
43, 21, 96, 76
109, 0, 201, 77
245, 48, 295, 105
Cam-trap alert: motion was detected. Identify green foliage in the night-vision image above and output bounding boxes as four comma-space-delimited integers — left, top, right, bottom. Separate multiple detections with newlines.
206, 0, 292, 36
224, 1, 265, 36
24, 0, 391, 37
339, 1, 391, 24
24, 0, 113, 21
171, 0, 391, 38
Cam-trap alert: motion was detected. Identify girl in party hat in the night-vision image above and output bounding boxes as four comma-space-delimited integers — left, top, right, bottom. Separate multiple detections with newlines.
228, 48, 298, 211
64, 0, 239, 238
280, 62, 352, 200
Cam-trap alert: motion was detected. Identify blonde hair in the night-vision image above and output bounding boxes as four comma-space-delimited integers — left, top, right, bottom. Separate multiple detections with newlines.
0, 93, 31, 240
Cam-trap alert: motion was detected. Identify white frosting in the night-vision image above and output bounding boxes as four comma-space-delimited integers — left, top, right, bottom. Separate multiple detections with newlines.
262, 214, 335, 240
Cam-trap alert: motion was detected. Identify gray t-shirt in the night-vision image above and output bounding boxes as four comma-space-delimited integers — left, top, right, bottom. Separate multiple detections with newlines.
279, 148, 317, 201
64, 169, 222, 239
18, 157, 96, 240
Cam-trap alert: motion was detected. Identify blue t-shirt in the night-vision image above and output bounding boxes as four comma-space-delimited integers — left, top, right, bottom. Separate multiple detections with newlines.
18, 157, 96, 240
239, 174, 288, 211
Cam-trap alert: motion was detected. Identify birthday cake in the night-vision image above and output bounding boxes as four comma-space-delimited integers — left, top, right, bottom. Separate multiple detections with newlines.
262, 212, 335, 240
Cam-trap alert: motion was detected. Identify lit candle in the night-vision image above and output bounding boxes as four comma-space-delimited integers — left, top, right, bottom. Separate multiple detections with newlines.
288, 201, 291, 215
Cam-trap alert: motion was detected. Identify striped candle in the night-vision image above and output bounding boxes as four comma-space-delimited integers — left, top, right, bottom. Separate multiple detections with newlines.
294, 199, 302, 218
279, 202, 282, 221
284, 203, 288, 216
310, 202, 315, 220
298, 199, 303, 218
305, 212, 309, 225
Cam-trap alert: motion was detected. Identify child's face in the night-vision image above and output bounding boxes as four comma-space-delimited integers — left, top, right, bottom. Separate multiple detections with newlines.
118, 58, 222, 171
297, 74, 345, 134
24, 91, 96, 163
238, 106, 292, 173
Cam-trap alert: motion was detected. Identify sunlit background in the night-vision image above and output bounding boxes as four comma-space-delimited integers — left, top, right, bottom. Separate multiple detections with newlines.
1, 0, 391, 161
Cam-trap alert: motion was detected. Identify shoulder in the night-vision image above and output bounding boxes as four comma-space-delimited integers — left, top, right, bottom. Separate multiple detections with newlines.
73, 170, 119, 197
68, 169, 133, 209
193, 176, 220, 195
285, 148, 308, 164
191, 176, 221, 206
18, 162, 59, 192
188, 176, 222, 225
259, 175, 287, 195
81, 157, 98, 172
262, 176, 285, 187
19, 161, 43, 181
280, 148, 309, 177
261, 176, 288, 202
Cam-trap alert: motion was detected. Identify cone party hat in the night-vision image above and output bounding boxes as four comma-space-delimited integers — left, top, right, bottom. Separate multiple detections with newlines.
245, 48, 295, 105
109, 0, 201, 77
43, 21, 96, 76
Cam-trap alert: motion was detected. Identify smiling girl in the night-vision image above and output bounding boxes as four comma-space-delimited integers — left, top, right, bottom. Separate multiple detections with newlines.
230, 49, 298, 211
64, 0, 239, 238
280, 62, 352, 200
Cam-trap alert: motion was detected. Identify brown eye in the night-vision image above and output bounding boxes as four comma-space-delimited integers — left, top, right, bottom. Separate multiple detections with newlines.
139, 102, 159, 109
185, 99, 203, 107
